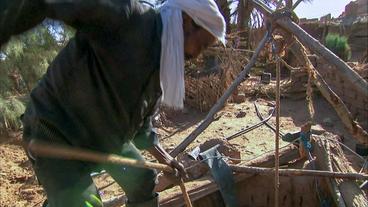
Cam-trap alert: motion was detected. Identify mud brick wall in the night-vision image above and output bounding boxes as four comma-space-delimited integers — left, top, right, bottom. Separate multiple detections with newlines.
315, 60, 368, 128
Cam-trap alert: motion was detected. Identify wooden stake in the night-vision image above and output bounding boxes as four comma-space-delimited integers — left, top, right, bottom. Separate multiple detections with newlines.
179, 178, 193, 207
275, 56, 281, 207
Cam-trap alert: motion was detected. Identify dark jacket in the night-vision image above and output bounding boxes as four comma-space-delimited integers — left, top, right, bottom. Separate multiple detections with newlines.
0, 0, 163, 153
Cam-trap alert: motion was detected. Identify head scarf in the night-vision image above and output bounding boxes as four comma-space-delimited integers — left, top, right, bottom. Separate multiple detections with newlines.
159, 0, 226, 109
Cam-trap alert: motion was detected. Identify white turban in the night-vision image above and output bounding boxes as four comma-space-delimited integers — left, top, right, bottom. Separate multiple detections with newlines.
159, 0, 226, 109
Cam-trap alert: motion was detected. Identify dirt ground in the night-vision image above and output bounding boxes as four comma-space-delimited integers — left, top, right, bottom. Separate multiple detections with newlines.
0, 94, 363, 207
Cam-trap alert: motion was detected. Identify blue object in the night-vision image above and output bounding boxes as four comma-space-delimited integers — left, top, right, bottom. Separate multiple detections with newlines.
199, 145, 238, 207
300, 132, 312, 151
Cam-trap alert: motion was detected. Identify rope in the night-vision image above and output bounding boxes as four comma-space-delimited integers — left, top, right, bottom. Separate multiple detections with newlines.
306, 58, 315, 122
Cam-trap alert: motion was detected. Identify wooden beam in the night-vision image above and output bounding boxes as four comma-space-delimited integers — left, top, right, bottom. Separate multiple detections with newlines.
229, 165, 368, 180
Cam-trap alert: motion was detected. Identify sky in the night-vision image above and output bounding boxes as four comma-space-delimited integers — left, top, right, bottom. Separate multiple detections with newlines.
294, 0, 353, 19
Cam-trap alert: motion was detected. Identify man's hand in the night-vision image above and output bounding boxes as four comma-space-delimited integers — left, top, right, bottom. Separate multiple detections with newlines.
148, 144, 187, 181
168, 159, 186, 178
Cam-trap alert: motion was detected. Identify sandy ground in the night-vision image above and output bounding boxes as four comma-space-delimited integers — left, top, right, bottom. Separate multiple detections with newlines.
0, 95, 362, 207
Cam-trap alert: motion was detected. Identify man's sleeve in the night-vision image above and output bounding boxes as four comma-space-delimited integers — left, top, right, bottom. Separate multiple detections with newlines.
0, 0, 134, 47
133, 116, 159, 150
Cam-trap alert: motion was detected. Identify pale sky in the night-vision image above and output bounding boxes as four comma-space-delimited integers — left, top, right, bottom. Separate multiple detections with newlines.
294, 0, 353, 19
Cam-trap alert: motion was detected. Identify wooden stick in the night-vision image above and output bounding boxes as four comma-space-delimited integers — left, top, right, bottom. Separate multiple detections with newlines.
179, 178, 193, 207
291, 0, 303, 10
28, 140, 174, 173
229, 165, 368, 180
27, 140, 193, 206
274, 56, 281, 207
170, 31, 271, 158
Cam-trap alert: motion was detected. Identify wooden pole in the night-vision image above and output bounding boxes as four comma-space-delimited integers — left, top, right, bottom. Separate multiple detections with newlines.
28, 140, 174, 173
170, 31, 271, 157
229, 165, 368, 180
274, 56, 281, 207
27, 140, 193, 207
291, 0, 303, 10
179, 178, 193, 207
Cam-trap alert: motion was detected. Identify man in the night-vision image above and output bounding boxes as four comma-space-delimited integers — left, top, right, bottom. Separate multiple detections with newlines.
0, 0, 226, 206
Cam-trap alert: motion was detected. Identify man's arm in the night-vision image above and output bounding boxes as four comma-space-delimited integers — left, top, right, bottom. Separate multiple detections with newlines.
0, 0, 134, 47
